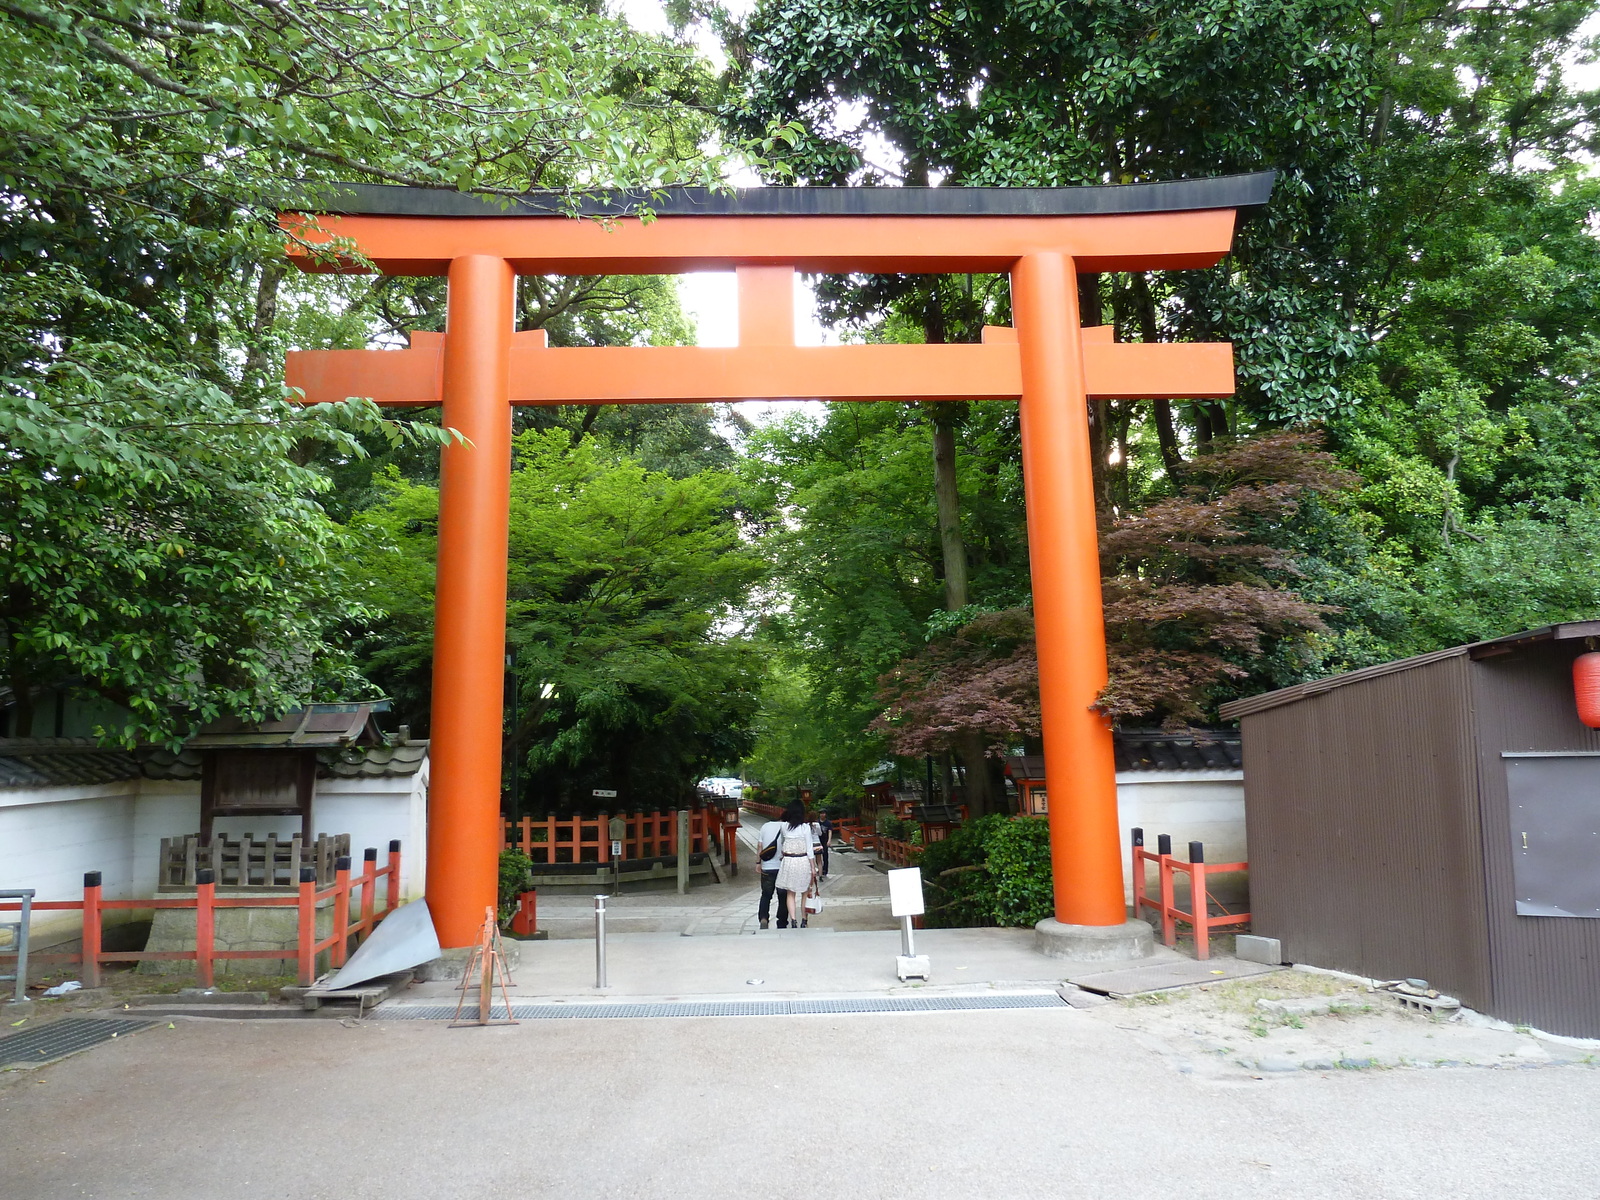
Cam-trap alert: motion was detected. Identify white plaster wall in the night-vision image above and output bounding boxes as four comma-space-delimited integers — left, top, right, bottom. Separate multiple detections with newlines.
0, 759, 430, 950
305, 766, 428, 899
0, 782, 141, 944
1115, 771, 1247, 905
132, 782, 201, 900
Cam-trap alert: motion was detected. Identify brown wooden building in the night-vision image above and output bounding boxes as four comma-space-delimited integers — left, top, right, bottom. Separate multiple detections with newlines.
1220, 622, 1600, 1037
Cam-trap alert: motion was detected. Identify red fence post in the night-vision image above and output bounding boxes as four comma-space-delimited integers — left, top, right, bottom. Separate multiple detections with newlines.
331, 855, 351, 967
598, 813, 609, 864
297, 866, 316, 986
194, 868, 216, 988
80, 871, 102, 988
1189, 841, 1210, 961
1157, 834, 1175, 948
386, 840, 401, 913
360, 847, 377, 938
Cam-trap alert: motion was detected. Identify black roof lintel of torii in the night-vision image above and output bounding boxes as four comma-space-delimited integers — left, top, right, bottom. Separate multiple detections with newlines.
293, 171, 1277, 221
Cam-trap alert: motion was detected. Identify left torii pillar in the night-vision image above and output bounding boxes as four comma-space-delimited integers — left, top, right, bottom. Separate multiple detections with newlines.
429, 255, 515, 948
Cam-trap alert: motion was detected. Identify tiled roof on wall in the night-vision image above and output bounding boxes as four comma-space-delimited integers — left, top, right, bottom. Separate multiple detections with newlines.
1002, 729, 1242, 783
0, 738, 428, 789
0, 739, 142, 787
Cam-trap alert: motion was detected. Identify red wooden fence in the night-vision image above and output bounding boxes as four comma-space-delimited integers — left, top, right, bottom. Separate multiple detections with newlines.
1130, 829, 1249, 960
502, 808, 735, 864
0, 842, 403, 988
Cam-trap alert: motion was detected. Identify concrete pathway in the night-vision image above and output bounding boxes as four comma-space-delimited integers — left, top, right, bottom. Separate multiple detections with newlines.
529, 813, 896, 939
2, 991, 1597, 1200
8, 818, 1598, 1198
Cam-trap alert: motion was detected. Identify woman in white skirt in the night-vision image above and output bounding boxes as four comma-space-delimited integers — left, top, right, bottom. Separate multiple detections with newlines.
773, 800, 817, 928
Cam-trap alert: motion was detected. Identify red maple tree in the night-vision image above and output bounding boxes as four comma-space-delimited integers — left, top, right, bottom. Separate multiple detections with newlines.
871, 431, 1351, 753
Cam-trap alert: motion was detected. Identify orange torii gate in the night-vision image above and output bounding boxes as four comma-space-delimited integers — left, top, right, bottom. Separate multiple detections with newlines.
283, 172, 1273, 952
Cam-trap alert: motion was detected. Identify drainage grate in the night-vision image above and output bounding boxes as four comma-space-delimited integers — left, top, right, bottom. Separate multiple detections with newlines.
0, 1017, 156, 1067
377, 992, 1069, 1021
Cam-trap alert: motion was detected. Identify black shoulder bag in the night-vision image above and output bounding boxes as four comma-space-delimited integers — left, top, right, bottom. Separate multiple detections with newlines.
760, 826, 782, 863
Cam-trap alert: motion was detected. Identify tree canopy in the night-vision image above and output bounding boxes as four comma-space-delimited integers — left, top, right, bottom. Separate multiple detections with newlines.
8, 0, 1600, 813
0, 0, 725, 743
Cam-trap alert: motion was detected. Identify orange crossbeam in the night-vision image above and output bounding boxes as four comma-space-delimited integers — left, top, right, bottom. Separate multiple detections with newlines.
282, 210, 1238, 276
286, 337, 1233, 407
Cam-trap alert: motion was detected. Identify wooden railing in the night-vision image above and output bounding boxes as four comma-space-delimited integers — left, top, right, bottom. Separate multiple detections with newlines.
741, 800, 784, 820
158, 832, 349, 891
0, 842, 404, 987
502, 808, 715, 863
1130, 828, 1249, 960
878, 837, 923, 868
832, 821, 878, 852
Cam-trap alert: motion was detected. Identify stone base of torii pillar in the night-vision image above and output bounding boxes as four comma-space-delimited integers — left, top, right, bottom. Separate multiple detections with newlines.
1034, 917, 1156, 962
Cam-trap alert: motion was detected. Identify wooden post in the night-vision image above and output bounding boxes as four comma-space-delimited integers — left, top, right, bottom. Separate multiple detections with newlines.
360, 847, 377, 937
677, 809, 690, 895
1157, 834, 1175, 948
194, 868, 216, 988
331, 855, 351, 967
386, 840, 402, 913
80, 872, 102, 989
1189, 841, 1209, 960
296, 866, 317, 986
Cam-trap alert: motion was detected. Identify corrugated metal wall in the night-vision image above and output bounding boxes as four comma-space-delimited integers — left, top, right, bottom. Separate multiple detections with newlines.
1242, 653, 1495, 1010
1470, 643, 1600, 1037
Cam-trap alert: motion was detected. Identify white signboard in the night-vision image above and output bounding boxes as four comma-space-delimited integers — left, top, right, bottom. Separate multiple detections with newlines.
592, 789, 618, 798
888, 867, 926, 918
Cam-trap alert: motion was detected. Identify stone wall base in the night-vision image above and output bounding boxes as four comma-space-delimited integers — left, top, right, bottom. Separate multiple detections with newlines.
139, 895, 337, 977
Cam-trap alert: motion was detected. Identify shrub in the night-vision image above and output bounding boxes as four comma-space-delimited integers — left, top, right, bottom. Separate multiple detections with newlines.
498, 850, 534, 923
917, 815, 1053, 928
876, 812, 917, 841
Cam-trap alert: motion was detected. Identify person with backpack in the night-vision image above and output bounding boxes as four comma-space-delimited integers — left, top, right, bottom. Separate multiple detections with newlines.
773, 800, 819, 929
756, 813, 790, 930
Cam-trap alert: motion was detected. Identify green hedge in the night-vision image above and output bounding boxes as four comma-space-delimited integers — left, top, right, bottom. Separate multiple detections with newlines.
916, 815, 1054, 928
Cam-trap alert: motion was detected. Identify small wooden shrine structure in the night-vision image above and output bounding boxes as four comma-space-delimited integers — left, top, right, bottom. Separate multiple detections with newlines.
190, 703, 386, 845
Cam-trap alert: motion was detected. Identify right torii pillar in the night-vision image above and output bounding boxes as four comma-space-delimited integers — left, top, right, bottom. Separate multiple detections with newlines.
1014, 252, 1152, 960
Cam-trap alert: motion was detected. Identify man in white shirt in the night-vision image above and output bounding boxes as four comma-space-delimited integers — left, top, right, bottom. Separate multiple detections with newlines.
756, 818, 789, 930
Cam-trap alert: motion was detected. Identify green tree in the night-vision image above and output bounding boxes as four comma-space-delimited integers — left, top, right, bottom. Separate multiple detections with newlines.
0, 0, 726, 740
352, 429, 764, 809
726, 0, 1600, 734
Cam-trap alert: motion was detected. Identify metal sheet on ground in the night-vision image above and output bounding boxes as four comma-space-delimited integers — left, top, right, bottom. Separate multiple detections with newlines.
1068, 958, 1280, 997
320, 899, 441, 992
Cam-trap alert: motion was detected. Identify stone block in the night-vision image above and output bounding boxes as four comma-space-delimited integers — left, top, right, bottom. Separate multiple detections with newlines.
1235, 934, 1283, 965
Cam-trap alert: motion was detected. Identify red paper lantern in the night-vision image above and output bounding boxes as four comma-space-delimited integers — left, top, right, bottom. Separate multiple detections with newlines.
1575, 652, 1600, 728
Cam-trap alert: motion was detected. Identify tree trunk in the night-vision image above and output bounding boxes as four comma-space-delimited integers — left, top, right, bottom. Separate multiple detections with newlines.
922, 282, 1006, 815
243, 258, 286, 389
1153, 400, 1184, 480
1129, 272, 1185, 479
931, 417, 969, 609
1079, 272, 1113, 515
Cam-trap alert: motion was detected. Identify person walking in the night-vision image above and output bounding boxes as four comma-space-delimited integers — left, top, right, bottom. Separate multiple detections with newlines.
756, 814, 789, 930
817, 812, 833, 880
774, 800, 818, 928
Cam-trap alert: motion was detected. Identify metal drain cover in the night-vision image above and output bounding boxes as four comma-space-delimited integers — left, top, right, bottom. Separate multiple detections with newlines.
378, 992, 1069, 1021
0, 1017, 156, 1067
